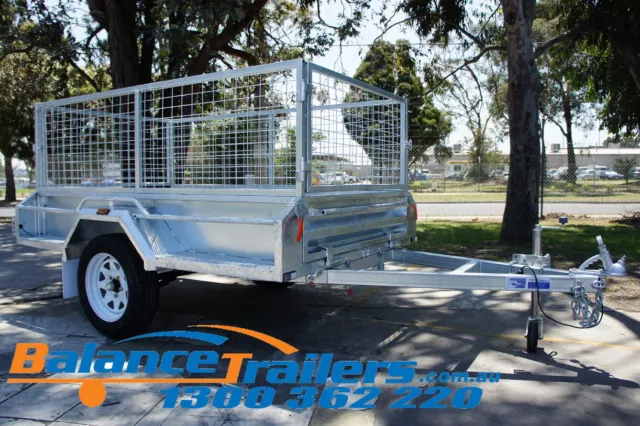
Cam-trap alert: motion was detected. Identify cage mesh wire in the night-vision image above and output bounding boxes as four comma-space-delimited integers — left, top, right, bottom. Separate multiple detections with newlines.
310, 70, 402, 186
44, 94, 136, 188
40, 63, 403, 190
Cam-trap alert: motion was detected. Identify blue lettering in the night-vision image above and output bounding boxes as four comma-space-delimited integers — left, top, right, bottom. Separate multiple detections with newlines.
438, 372, 450, 382
159, 351, 189, 374
93, 351, 126, 373
78, 344, 97, 373
242, 361, 271, 384
299, 353, 318, 384
126, 351, 160, 373
185, 351, 219, 374
45, 351, 78, 373
330, 361, 362, 384
386, 361, 417, 384
362, 361, 389, 383
266, 361, 299, 384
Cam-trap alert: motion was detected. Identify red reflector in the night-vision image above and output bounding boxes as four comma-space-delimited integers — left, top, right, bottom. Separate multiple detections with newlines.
296, 217, 303, 242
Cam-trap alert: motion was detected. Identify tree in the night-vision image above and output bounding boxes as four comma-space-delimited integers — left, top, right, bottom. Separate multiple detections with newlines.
300, 0, 596, 241
442, 57, 504, 182
613, 156, 638, 185
0, 52, 52, 201
1, 1, 108, 200
466, 132, 505, 182
551, 0, 640, 135
395, 0, 603, 241
80, 0, 324, 88
535, 3, 594, 183
347, 40, 452, 168
4, 1, 322, 188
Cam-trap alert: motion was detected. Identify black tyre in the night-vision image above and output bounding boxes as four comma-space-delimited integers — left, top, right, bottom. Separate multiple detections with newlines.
253, 280, 295, 290
526, 321, 539, 353
78, 234, 159, 339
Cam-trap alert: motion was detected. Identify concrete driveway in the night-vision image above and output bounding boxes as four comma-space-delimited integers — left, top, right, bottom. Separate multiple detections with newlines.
1, 223, 640, 425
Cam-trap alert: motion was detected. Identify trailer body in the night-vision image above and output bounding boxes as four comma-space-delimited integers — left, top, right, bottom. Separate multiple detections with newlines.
14, 60, 626, 351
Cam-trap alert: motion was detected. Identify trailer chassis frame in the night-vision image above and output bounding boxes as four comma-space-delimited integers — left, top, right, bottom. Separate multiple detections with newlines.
303, 223, 627, 353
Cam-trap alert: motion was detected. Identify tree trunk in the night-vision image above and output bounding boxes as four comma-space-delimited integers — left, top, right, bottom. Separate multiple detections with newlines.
103, 1, 140, 88
562, 86, 576, 183
4, 154, 16, 203
500, 0, 542, 243
87, 1, 140, 187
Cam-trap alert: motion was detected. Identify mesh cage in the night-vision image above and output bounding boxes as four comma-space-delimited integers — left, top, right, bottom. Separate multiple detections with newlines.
309, 67, 404, 187
36, 61, 407, 192
39, 64, 299, 190
44, 94, 137, 188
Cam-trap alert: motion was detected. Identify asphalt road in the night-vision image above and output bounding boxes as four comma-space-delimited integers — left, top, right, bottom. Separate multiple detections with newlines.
417, 202, 640, 217
1, 222, 640, 425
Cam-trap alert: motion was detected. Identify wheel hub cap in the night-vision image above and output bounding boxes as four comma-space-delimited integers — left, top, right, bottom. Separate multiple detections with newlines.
85, 253, 129, 322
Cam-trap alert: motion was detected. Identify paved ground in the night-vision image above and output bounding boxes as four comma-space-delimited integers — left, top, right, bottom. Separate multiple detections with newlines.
0, 223, 62, 304
1, 223, 640, 425
417, 202, 640, 217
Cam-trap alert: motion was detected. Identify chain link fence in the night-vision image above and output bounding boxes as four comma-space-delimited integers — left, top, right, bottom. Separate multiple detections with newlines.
408, 148, 640, 208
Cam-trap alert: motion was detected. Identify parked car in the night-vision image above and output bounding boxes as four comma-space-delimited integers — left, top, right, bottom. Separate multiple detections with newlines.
319, 173, 332, 185
336, 172, 356, 184
444, 172, 464, 181
635, 167, 640, 178
319, 172, 352, 185
577, 170, 602, 180
551, 167, 568, 180
600, 170, 623, 180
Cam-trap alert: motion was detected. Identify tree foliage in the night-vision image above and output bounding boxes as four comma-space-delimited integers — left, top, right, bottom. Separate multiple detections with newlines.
535, 1, 594, 183
613, 156, 638, 185
550, 0, 640, 136
348, 40, 452, 167
81, 0, 329, 88
0, 51, 54, 201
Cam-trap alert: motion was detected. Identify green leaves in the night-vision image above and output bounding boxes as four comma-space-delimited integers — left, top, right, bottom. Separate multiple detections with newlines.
548, 0, 640, 135
349, 40, 452, 165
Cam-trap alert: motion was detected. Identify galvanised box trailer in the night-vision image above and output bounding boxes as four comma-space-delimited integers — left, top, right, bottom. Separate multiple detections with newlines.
14, 60, 626, 352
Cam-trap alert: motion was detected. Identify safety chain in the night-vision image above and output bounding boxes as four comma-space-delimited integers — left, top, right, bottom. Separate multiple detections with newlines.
571, 279, 605, 327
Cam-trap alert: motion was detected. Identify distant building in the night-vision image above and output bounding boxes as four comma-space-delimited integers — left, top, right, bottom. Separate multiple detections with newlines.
411, 145, 640, 176
545, 147, 640, 170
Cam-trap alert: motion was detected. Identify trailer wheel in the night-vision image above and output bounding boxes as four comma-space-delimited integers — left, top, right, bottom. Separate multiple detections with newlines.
78, 234, 158, 339
253, 280, 295, 290
526, 321, 539, 353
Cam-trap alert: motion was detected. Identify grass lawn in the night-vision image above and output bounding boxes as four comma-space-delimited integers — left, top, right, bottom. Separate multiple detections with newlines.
411, 192, 640, 203
0, 188, 35, 201
408, 219, 640, 311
